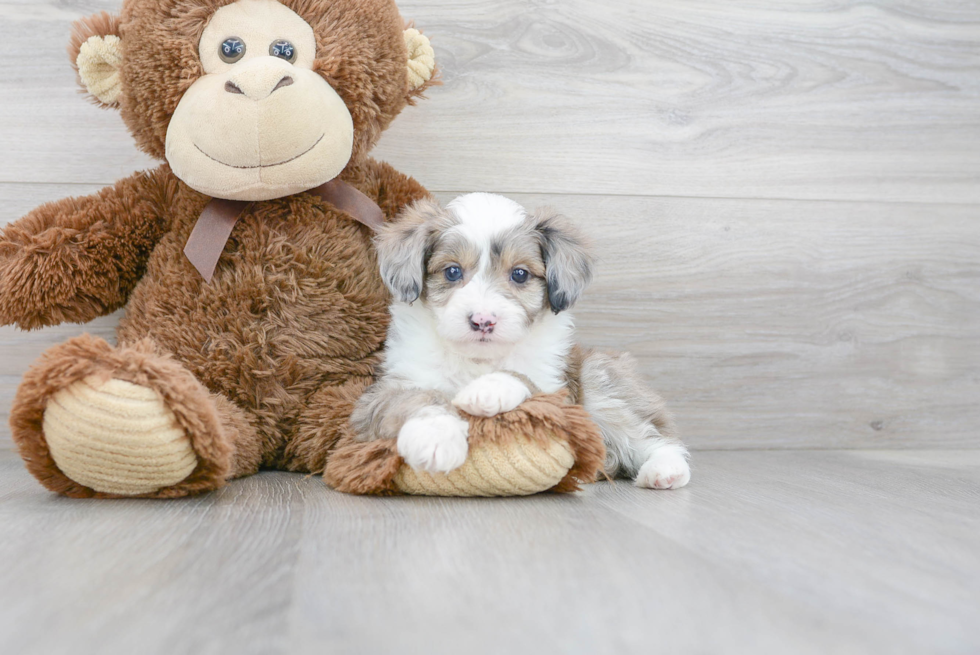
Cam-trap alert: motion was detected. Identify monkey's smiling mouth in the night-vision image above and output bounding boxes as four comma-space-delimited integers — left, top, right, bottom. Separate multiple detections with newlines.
194, 134, 325, 170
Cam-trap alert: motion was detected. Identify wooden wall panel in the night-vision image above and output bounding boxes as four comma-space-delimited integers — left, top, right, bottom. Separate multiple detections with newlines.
3, 185, 977, 449
1, 1, 979, 202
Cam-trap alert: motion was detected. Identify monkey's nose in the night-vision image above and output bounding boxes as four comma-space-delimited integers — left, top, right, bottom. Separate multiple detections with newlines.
272, 76, 294, 92
225, 73, 294, 100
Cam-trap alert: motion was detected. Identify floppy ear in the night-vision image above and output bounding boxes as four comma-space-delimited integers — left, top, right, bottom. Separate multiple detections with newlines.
376, 199, 444, 303
531, 209, 595, 314
68, 12, 123, 109
404, 26, 437, 99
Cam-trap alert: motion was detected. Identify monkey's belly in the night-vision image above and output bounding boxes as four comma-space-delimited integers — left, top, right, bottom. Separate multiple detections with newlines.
117, 216, 390, 417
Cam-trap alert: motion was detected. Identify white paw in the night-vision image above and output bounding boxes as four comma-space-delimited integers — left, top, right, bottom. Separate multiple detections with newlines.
635, 445, 691, 490
397, 407, 470, 474
452, 372, 531, 417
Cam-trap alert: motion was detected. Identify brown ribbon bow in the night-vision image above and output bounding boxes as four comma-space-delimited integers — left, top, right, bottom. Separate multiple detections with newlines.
183, 178, 385, 282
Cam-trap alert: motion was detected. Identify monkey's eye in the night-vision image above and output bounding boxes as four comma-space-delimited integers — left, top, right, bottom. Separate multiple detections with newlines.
511, 268, 529, 284
219, 37, 246, 63
444, 266, 463, 282
270, 40, 297, 63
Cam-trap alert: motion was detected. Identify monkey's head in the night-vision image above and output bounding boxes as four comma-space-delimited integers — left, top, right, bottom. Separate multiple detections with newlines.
69, 0, 436, 201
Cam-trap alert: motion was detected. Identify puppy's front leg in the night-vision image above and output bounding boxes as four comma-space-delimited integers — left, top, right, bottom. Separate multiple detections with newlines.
452, 372, 533, 417
351, 382, 469, 474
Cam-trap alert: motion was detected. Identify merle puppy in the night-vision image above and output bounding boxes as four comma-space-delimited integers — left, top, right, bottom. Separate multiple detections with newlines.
352, 193, 690, 489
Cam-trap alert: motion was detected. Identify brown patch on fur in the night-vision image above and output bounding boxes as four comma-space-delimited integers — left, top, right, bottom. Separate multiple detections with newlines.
325, 392, 606, 495
424, 232, 481, 306
490, 235, 546, 279
487, 227, 550, 323
9, 334, 243, 498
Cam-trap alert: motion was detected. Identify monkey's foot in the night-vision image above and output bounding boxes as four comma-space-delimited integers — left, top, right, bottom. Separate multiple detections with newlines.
10, 334, 235, 498
43, 377, 198, 495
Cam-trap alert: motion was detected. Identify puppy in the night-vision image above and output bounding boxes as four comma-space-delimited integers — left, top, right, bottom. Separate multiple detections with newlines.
352, 193, 690, 489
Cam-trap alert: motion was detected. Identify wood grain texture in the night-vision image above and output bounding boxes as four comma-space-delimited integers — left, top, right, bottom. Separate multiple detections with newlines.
525, 192, 980, 450
3, 185, 977, 450
1, 448, 977, 654
1, 1, 979, 202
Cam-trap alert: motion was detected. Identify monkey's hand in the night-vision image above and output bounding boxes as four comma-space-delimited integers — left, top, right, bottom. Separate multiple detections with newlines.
0, 167, 172, 329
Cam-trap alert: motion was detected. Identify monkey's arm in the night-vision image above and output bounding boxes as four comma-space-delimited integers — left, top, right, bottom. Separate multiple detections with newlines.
0, 165, 176, 330
344, 157, 432, 222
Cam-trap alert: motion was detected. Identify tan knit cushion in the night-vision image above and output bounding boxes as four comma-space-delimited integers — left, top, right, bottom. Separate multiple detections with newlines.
393, 432, 575, 497
43, 377, 198, 495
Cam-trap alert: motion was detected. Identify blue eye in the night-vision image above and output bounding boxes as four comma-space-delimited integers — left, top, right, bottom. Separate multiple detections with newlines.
270, 39, 296, 63
445, 266, 463, 282
511, 268, 529, 284
220, 37, 246, 63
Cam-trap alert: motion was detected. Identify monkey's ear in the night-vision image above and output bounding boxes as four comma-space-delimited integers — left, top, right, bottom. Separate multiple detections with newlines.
531, 209, 596, 314
68, 12, 123, 109
404, 27, 437, 99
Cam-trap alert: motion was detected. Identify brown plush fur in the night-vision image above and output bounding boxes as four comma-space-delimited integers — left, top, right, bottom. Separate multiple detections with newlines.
2, 0, 432, 498
3, 0, 603, 499
119, 0, 423, 162
325, 392, 606, 495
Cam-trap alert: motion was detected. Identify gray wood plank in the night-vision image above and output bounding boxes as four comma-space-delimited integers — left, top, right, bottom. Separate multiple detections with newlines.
1, 448, 977, 654
0, 456, 305, 655
594, 449, 980, 653
4, 185, 977, 450
528, 192, 980, 450
1, 1, 979, 202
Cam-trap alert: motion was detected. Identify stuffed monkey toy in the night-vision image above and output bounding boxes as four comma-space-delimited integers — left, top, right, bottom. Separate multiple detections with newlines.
0, 0, 603, 498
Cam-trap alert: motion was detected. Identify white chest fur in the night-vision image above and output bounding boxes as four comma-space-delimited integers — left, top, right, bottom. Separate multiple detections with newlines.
382, 302, 576, 394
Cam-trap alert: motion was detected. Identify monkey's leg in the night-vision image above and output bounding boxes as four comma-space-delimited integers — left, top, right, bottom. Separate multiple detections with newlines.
275, 376, 375, 474
9, 334, 262, 498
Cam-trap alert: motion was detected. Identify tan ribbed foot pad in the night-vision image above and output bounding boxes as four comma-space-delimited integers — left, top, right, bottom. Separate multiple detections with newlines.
324, 393, 606, 497
393, 434, 576, 497
42, 377, 198, 495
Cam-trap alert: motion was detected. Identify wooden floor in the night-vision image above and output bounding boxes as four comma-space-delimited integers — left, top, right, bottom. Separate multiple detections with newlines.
0, 447, 977, 654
